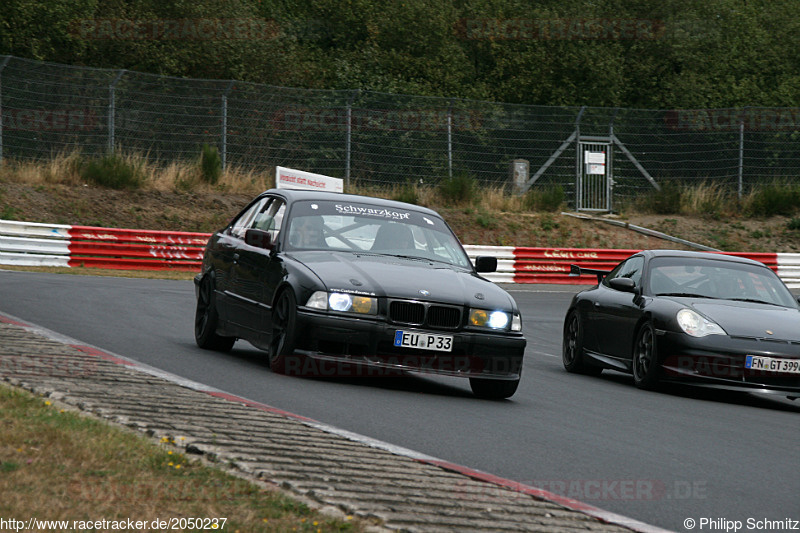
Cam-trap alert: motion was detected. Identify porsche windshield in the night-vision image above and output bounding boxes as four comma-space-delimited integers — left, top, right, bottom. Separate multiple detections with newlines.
648, 256, 797, 308
286, 200, 472, 268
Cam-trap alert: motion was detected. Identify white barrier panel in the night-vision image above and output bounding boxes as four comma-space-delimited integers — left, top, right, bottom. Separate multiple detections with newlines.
463, 245, 516, 260
0, 220, 71, 239
0, 236, 70, 255
0, 252, 70, 267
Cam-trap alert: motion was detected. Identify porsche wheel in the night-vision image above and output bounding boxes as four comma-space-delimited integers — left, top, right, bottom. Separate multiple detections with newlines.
562, 311, 602, 376
469, 377, 519, 400
194, 276, 235, 352
269, 289, 298, 375
633, 322, 661, 389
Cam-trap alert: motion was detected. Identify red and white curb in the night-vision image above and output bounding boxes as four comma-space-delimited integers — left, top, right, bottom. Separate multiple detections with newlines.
0, 311, 673, 533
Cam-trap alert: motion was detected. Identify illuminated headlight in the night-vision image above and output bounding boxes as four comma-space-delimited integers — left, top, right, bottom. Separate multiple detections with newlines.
677, 309, 726, 337
305, 291, 377, 315
469, 309, 511, 330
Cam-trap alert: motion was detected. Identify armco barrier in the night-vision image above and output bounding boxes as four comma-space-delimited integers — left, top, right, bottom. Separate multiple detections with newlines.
0, 220, 206, 271
1, 220, 798, 288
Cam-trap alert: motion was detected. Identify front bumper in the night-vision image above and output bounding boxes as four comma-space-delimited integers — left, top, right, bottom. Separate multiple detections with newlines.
289, 309, 526, 379
657, 330, 800, 393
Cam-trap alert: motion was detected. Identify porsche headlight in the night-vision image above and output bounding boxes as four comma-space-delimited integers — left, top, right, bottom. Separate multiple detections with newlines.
676, 308, 726, 337
469, 308, 511, 330
306, 291, 377, 315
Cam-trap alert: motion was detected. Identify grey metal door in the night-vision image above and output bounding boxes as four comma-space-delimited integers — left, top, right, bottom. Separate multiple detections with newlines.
577, 139, 613, 212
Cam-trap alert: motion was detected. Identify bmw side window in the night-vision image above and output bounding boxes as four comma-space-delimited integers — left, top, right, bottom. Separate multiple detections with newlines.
248, 198, 286, 243
230, 198, 268, 239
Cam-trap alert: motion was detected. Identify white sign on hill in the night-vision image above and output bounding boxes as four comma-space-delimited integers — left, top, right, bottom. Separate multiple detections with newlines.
275, 166, 343, 193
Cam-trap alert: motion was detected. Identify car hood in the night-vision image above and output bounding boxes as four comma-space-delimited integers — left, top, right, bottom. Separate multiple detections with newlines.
288, 251, 516, 310
692, 300, 800, 340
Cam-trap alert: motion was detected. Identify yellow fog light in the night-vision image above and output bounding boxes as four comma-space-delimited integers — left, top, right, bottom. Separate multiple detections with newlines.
469, 309, 489, 327
352, 296, 377, 314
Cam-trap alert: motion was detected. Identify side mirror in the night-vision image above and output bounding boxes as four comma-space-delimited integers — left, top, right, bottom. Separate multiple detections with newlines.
609, 277, 637, 293
475, 256, 497, 273
244, 228, 274, 250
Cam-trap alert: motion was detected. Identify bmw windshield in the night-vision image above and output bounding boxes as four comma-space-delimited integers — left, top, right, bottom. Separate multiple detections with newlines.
285, 200, 472, 269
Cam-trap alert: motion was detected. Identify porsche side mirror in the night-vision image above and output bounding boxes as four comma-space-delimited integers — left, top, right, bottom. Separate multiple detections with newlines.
244, 228, 275, 250
475, 256, 497, 273
609, 277, 636, 293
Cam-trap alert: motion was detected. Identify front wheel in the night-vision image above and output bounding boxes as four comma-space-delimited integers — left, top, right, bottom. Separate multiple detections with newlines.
194, 276, 236, 352
268, 289, 298, 374
562, 311, 602, 376
469, 377, 519, 400
632, 322, 661, 390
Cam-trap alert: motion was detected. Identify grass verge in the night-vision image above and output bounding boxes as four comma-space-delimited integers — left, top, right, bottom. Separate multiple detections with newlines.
0, 385, 364, 532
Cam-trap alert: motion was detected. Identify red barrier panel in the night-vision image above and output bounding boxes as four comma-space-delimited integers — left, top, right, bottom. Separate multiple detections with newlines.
511, 249, 780, 284
514, 248, 640, 262
70, 226, 210, 246
67, 256, 202, 271
68, 242, 204, 260
62, 225, 211, 271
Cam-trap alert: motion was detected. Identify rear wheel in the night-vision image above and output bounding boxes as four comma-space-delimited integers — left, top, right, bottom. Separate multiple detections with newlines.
268, 289, 298, 374
469, 377, 519, 400
632, 322, 661, 389
194, 276, 235, 352
562, 311, 602, 376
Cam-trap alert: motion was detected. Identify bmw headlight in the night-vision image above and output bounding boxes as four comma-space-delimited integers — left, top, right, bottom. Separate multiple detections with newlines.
469, 308, 513, 330
676, 308, 726, 337
306, 291, 377, 315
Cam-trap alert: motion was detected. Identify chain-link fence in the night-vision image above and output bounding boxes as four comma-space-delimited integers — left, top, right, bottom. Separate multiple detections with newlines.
1, 55, 798, 209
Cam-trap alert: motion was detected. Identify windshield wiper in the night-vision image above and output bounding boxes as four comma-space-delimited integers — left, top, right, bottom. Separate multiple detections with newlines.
725, 297, 782, 306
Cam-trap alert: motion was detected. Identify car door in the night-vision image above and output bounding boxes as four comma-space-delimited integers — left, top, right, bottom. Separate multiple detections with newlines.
594, 255, 645, 360
223, 197, 270, 333
231, 197, 287, 337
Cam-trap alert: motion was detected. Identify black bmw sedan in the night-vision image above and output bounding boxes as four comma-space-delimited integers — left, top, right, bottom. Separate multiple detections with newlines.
194, 189, 526, 399
563, 249, 800, 398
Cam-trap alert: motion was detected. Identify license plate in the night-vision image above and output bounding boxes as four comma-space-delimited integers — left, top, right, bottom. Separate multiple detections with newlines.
745, 355, 800, 374
394, 330, 453, 352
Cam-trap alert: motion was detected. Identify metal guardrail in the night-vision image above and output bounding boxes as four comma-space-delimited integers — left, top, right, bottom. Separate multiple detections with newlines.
0, 220, 206, 270
1, 220, 798, 287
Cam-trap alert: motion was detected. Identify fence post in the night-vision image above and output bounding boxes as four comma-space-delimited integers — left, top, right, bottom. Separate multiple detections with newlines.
108, 70, 126, 153
574, 106, 586, 209
447, 99, 454, 178
738, 108, 745, 199
0, 56, 11, 163
221, 81, 234, 171
345, 90, 357, 188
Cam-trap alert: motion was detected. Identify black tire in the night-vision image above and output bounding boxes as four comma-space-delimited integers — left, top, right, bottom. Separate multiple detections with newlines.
632, 322, 661, 390
562, 311, 602, 376
469, 377, 520, 400
194, 276, 236, 352
269, 289, 298, 375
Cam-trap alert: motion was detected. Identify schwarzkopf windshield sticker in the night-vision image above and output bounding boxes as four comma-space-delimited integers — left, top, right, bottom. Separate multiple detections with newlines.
334, 204, 411, 221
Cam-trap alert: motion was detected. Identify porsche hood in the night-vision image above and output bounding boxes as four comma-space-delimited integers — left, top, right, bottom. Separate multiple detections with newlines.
692, 300, 800, 341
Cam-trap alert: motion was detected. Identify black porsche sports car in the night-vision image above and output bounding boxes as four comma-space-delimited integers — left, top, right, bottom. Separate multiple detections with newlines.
563, 249, 800, 397
194, 188, 526, 399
